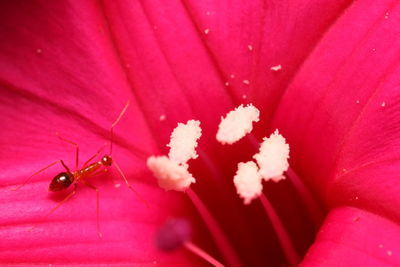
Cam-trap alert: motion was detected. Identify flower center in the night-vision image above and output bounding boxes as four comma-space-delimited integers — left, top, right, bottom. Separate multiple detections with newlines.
148, 105, 325, 266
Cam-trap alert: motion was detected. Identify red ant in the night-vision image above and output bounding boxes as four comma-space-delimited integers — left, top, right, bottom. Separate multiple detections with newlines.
13, 100, 144, 237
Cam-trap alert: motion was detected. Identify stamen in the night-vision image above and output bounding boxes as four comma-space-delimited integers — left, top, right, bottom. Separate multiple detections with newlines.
147, 156, 195, 191
252, 130, 298, 265
233, 161, 263, 205
253, 129, 289, 182
168, 120, 202, 164
216, 104, 260, 145
228, 127, 299, 265
260, 194, 300, 267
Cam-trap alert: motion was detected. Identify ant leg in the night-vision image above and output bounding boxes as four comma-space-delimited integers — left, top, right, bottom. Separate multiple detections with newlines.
28, 184, 78, 232
113, 159, 149, 208
56, 132, 79, 170
12, 160, 69, 191
46, 183, 77, 217
81, 181, 102, 238
81, 144, 107, 168
60, 160, 72, 174
109, 100, 130, 155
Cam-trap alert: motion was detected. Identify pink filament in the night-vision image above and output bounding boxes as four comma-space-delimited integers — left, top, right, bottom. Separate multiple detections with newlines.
186, 189, 241, 267
184, 241, 225, 267
259, 194, 300, 266
286, 168, 325, 226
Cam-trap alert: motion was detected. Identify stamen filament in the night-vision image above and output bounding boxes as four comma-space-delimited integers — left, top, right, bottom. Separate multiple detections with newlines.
187, 189, 241, 267
286, 168, 324, 226
184, 241, 225, 267
259, 194, 300, 267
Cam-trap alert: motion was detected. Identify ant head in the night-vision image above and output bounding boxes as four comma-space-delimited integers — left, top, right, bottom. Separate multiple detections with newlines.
49, 172, 73, 192
101, 155, 113, 166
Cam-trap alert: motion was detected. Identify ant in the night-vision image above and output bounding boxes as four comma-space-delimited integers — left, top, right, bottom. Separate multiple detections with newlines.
13, 100, 145, 237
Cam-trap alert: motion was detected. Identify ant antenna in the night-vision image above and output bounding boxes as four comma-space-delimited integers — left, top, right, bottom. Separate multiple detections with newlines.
109, 100, 130, 155
113, 159, 150, 208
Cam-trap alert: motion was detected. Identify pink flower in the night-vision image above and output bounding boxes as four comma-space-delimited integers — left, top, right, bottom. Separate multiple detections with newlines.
1, 0, 399, 266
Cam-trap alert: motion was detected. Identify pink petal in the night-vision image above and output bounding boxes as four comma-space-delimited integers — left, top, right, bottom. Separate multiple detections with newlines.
302, 207, 400, 266
100, 0, 352, 141
273, 0, 400, 221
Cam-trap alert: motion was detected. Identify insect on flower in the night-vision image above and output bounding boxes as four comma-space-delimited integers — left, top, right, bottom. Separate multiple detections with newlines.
13, 100, 144, 237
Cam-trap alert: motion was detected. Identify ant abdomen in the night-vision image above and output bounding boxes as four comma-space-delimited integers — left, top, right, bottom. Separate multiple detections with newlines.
49, 172, 73, 191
